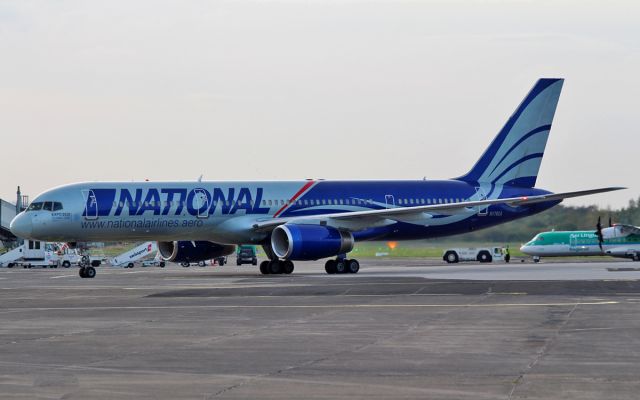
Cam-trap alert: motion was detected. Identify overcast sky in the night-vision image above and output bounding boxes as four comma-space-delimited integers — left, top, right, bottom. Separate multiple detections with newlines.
1, 0, 638, 208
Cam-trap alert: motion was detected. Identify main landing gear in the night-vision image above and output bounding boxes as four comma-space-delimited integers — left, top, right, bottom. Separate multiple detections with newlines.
79, 266, 96, 278
325, 258, 359, 274
259, 260, 295, 275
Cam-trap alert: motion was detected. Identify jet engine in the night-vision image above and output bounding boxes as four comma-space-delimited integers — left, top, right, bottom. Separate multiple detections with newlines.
271, 225, 354, 261
158, 241, 236, 263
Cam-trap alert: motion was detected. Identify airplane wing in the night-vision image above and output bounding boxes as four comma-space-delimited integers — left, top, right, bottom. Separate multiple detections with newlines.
252, 187, 625, 231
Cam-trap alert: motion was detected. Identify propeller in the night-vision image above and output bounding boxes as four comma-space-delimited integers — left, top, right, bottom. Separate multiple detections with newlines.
595, 216, 604, 252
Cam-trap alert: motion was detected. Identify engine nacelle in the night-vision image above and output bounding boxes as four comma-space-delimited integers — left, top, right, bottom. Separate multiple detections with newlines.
271, 225, 354, 261
157, 241, 236, 263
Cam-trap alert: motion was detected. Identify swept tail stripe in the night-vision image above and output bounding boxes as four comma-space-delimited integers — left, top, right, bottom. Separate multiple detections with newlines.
488, 124, 551, 176
273, 180, 316, 218
463, 79, 560, 180
491, 153, 544, 184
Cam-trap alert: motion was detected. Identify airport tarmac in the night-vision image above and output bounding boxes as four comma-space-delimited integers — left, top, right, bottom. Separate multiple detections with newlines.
1, 259, 640, 399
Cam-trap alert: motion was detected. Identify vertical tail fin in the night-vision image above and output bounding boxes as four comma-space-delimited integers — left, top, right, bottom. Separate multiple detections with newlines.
456, 78, 564, 188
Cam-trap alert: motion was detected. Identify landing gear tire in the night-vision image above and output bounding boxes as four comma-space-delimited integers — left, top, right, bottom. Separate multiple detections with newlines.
127, 263, 134, 269
62, 261, 71, 268
268, 260, 282, 274
325, 260, 336, 274
181, 262, 190, 268
335, 260, 346, 274
84, 266, 96, 278
159, 262, 166, 268
198, 261, 206, 267
79, 266, 95, 278
346, 259, 360, 274
260, 260, 270, 275
283, 260, 294, 274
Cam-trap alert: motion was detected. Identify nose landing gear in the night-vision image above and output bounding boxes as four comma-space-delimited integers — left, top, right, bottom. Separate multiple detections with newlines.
79, 266, 96, 278
78, 254, 97, 278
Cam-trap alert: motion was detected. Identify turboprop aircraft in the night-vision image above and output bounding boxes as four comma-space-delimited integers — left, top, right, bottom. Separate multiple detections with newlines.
10, 78, 624, 278
521, 218, 640, 261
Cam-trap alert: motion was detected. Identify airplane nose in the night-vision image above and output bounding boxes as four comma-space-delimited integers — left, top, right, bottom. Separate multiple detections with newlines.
10, 213, 33, 239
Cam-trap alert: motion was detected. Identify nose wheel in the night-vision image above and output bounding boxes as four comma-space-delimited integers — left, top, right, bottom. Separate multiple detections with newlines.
325, 258, 359, 274
79, 266, 96, 278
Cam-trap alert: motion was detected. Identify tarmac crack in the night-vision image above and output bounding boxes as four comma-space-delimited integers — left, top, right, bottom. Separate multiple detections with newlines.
204, 293, 496, 399
507, 302, 579, 399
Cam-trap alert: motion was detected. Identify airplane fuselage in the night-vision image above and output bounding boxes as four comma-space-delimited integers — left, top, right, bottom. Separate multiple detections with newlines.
13, 179, 558, 244
521, 230, 640, 259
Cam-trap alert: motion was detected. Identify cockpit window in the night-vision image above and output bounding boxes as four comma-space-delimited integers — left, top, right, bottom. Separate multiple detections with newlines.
27, 202, 43, 211
26, 201, 63, 212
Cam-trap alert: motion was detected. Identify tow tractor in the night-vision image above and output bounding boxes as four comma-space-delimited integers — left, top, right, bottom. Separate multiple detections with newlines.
442, 247, 510, 263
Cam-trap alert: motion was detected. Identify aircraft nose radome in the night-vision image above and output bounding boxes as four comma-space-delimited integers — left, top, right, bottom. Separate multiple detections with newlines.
10, 214, 32, 239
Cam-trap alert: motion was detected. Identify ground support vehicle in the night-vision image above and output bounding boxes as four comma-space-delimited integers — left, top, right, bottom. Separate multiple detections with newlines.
236, 246, 258, 266
443, 247, 509, 264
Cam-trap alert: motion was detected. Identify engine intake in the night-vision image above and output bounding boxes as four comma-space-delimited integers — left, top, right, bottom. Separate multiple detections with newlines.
271, 225, 354, 261
158, 241, 236, 263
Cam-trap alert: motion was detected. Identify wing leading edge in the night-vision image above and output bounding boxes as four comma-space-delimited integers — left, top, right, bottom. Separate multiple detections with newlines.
252, 187, 625, 232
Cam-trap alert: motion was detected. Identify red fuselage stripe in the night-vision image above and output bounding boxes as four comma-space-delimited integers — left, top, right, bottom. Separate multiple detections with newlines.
273, 180, 316, 218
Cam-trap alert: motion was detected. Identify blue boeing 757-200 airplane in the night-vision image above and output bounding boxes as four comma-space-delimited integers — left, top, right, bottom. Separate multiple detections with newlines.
10, 79, 624, 278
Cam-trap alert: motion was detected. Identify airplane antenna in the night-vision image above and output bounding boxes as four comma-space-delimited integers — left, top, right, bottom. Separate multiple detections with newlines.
197, 174, 203, 182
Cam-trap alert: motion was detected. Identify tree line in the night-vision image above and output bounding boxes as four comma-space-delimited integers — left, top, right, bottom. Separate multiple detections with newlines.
456, 196, 640, 243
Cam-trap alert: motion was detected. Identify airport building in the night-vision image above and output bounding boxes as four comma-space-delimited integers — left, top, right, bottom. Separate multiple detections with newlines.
0, 187, 28, 245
